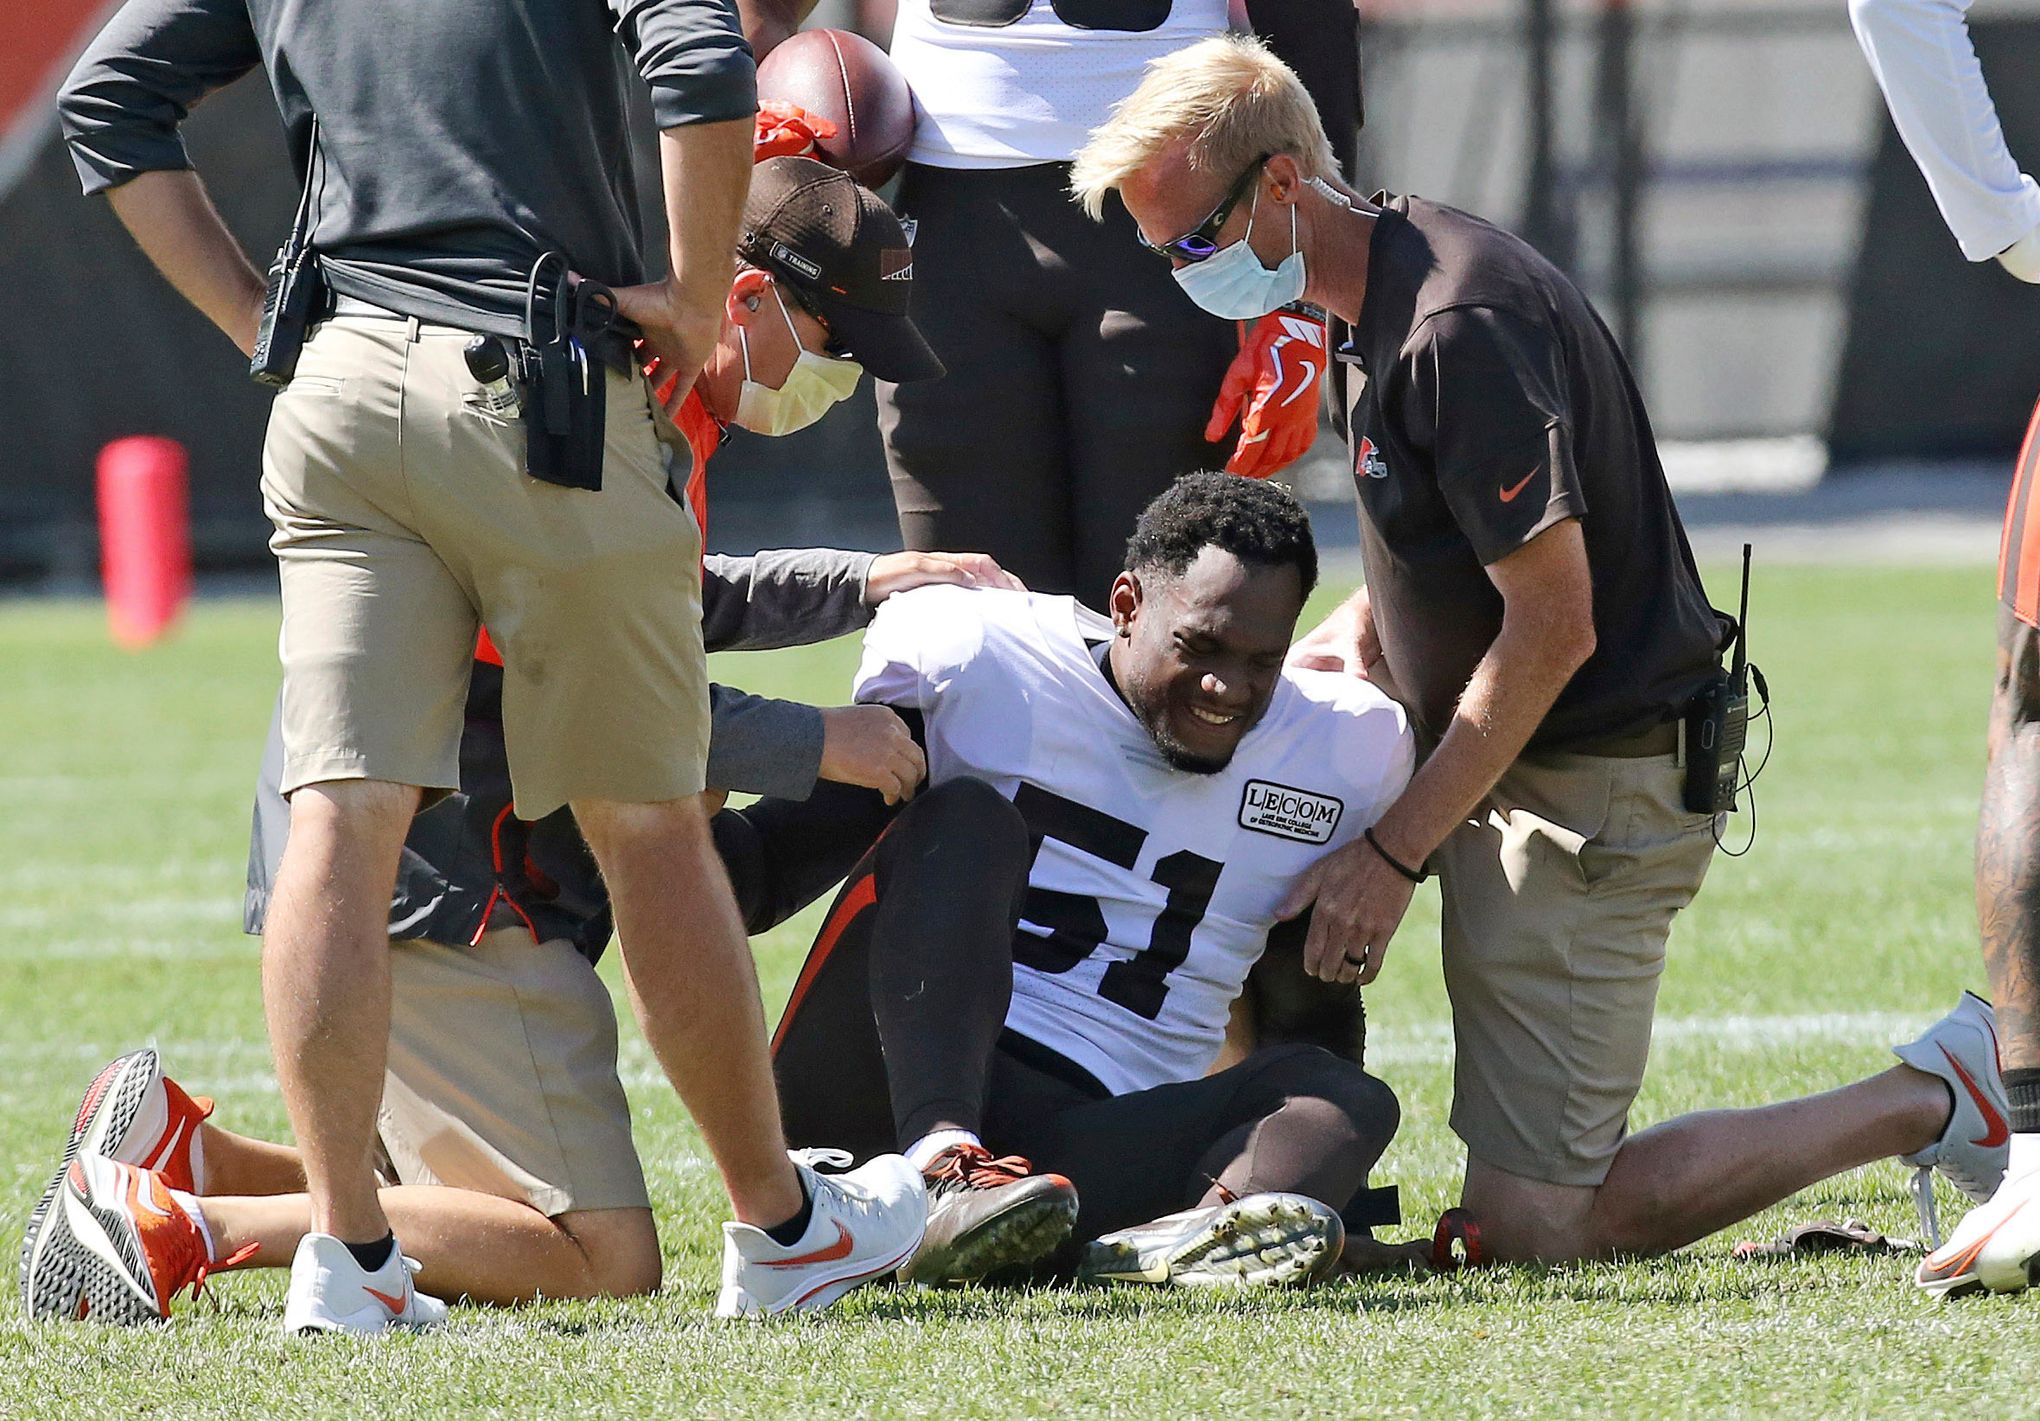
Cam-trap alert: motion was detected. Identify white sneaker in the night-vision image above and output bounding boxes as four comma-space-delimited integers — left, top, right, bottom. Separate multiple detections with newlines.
1894, 992, 2010, 1246
1075, 1192, 1346, 1289
715, 1150, 927, 1318
282, 1233, 447, 1335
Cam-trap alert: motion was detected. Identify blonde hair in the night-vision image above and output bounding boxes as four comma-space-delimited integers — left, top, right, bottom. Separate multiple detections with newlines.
1070, 35, 1338, 220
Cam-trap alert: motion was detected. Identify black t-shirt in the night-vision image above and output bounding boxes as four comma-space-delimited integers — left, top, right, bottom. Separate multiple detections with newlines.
59, 0, 756, 331
1331, 194, 1726, 751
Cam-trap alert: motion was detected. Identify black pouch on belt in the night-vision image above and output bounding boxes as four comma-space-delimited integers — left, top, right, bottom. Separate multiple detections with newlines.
515, 254, 637, 491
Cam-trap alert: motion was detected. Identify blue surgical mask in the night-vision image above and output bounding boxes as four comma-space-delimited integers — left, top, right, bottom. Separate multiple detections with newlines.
1172, 188, 1306, 320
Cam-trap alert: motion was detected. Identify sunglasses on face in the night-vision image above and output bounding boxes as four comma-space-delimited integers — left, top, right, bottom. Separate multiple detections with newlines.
1139, 153, 1274, 263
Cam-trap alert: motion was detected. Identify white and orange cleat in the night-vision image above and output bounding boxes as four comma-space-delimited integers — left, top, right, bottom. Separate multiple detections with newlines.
20, 1154, 245, 1324
19, 1048, 212, 1307
1893, 992, 2010, 1247
1916, 1163, 2040, 1299
282, 1234, 446, 1335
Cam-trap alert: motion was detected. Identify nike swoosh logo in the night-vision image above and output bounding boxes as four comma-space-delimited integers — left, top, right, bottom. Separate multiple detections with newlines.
122, 1164, 173, 1219
1926, 1196, 2028, 1274
132, 1183, 172, 1218
1499, 469, 1539, 503
142, 1118, 188, 1173
1942, 1044, 2010, 1147
364, 1285, 409, 1314
1271, 348, 1317, 408
759, 1221, 855, 1269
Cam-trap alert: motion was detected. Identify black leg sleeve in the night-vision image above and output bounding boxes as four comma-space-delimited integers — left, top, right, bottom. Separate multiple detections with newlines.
867, 778, 1034, 1145
986, 1042, 1400, 1244
712, 780, 901, 934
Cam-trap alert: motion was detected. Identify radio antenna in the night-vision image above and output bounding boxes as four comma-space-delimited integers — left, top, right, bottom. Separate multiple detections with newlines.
1732, 542, 1752, 679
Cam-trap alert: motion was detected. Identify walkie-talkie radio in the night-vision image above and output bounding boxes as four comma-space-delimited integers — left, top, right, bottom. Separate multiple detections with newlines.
1683, 544, 1753, 816
250, 119, 326, 390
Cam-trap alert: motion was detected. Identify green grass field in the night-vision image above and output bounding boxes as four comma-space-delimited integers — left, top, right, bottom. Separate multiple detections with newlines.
2, 561, 2035, 1418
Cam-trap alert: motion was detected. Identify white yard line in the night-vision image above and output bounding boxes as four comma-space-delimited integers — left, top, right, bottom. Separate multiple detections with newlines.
0, 1011, 1936, 1078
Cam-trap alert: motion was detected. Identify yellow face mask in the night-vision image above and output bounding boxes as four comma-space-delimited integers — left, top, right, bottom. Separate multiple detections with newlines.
734, 287, 863, 437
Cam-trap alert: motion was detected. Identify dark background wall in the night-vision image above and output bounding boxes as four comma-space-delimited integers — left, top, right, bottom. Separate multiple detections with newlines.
4, 15, 2039, 581
1828, 20, 2040, 465
0, 68, 898, 584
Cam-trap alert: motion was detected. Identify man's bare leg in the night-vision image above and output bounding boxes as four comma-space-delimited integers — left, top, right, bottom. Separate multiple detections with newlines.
197, 1191, 659, 1305
1901, 610, 2040, 1294
1979, 609, 2040, 1083
575, 795, 801, 1228
262, 779, 416, 1245
201, 1125, 307, 1197
1462, 1065, 1950, 1262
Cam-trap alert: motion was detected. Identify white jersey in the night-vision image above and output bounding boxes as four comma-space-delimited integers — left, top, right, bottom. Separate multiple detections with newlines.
855, 586, 1415, 1096
1850, 0, 2040, 261
887, 0, 1228, 170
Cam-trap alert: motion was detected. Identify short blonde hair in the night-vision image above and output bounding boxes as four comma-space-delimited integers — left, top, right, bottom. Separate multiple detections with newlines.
1070, 35, 1337, 220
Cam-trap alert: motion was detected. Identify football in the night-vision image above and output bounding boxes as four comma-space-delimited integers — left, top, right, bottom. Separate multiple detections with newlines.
756, 28, 918, 189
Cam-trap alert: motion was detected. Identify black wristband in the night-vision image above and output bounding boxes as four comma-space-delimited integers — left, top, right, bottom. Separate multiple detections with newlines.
1364, 826, 1428, 884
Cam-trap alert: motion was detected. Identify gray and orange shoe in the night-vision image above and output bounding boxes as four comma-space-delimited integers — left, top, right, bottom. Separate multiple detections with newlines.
19, 1049, 211, 1309
1893, 993, 2009, 1248
897, 1145, 1078, 1286
21, 1154, 247, 1324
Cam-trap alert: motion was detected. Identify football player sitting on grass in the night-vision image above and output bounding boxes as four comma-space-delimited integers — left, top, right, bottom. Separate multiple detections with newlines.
754, 473, 1426, 1286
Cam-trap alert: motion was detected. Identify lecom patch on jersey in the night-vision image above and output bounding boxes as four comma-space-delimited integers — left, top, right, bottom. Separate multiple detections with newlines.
1238, 781, 1344, 844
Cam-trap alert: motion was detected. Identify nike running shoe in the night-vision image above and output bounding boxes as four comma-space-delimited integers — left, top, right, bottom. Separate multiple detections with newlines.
282, 1233, 447, 1335
21, 1154, 241, 1324
898, 1145, 1078, 1286
1916, 1163, 2040, 1299
716, 1149, 927, 1318
1894, 992, 2009, 1246
1076, 1191, 1346, 1289
19, 1048, 211, 1308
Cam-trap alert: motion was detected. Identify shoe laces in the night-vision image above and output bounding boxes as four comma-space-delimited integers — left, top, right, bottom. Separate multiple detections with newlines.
1911, 1167, 1944, 1252
792, 1149, 884, 1226
183, 1241, 258, 1305
925, 1146, 1036, 1193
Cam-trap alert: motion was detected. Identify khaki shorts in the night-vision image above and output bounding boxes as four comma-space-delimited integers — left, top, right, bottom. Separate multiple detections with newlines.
260, 309, 708, 820
379, 929, 649, 1217
1436, 750, 1717, 1188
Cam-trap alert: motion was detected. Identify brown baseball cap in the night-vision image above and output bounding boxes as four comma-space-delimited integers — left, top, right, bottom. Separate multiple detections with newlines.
738, 156, 944, 384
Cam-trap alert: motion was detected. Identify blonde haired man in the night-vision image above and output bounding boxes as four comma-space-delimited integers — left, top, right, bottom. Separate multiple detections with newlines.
1072, 35, 1336, 215
1073, 34, 2009, 1265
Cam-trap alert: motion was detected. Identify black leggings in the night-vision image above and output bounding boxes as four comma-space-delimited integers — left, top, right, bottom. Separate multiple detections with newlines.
769, 778, 1401, 1242
876, 162, 1239, 601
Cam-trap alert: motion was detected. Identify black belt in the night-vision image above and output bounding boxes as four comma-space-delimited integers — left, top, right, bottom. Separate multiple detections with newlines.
1571, 720, 1680, 758
322, 292, 638, 373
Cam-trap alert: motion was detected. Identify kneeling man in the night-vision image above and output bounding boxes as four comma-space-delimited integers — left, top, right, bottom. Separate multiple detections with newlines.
770, 473, 1417, 1286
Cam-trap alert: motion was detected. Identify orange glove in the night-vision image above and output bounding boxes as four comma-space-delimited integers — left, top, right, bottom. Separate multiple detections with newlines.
754, 100, 840, 162
1205, 308, 1329, 479
633, 338, 684, 408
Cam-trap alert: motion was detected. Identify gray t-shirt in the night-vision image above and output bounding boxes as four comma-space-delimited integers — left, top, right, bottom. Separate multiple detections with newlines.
59, 0, 755, 329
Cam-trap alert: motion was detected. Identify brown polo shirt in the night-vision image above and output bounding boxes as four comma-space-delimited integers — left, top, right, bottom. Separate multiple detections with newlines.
1330, 194, 1726, 752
